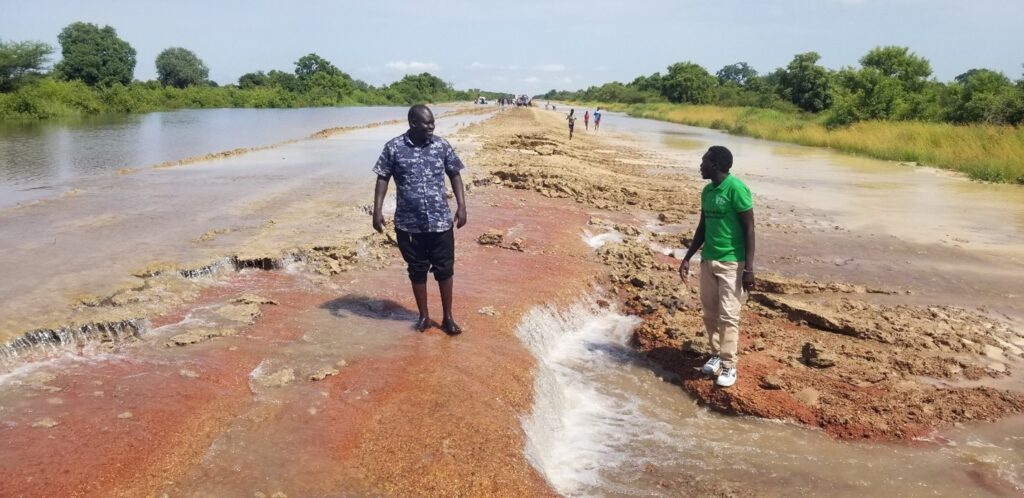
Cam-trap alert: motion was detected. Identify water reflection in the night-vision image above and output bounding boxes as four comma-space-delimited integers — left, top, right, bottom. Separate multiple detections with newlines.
0, 107, 412, 205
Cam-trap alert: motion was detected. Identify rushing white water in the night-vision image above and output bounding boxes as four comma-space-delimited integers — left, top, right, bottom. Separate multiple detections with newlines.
516, 298, 648, 494
580, 229, 624, 249
0, 319, 148, 372
515, 296, 1024, 497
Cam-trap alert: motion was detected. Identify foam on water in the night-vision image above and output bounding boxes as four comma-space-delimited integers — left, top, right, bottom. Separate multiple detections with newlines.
580, 229, 624, 249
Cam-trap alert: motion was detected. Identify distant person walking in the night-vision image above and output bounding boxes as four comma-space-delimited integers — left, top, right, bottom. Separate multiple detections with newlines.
566, 109, 576, 140
593, 107, 602, 131
679, 146, 755, 388
583, 110, 590, 130
372, 104, 468, 335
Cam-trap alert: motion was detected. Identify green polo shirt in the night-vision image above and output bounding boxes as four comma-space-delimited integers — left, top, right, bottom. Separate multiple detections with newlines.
700, 174, 753, 262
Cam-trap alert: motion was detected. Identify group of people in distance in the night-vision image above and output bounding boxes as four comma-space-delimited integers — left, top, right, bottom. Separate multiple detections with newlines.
564, 107, 601, 139
372, 105, 755, 388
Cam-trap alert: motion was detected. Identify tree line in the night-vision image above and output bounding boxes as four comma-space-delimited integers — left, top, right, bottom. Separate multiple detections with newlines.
541, 48, 1024, 127
0, 22, 502, 119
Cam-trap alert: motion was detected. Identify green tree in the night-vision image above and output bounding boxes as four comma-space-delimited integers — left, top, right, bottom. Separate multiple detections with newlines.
0, 40, 53, 91
53, 22, 136, 87
661, 62, 717, 104
238, 70, 268, 88
294, 53, 343, 80
386, 72, 452, 104
155, 47, 209, 88
779, 52, 832, 112
266, 70, 299, 92
859, 46, 931, 92
827, 47, 935, 125
630, 72, 663, 93
716, 62, 758, 86
947, 69, 1016, 123
291, 53, 355, 102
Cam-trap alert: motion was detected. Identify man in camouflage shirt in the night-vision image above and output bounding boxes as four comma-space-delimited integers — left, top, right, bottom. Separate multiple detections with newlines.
372, 105, 468, 334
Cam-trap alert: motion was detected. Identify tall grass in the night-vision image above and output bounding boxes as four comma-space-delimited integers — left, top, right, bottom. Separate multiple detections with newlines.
617, 103, 1024, 184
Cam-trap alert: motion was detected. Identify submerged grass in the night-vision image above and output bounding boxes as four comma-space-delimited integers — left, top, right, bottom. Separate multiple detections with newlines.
597, 103, 1024, 184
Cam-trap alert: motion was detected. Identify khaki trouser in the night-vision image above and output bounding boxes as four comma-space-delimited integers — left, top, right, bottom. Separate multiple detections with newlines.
700, 259, 746, 369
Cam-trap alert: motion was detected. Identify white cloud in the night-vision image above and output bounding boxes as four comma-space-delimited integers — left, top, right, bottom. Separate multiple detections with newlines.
385, 61, 441, 73
469, 62, 492, 70
533, 63, 566, 72
519, 76, 540, 83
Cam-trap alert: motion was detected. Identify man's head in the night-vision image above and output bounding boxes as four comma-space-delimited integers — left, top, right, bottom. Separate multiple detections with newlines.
700, 145, 733, 180
407, 104, 435, 143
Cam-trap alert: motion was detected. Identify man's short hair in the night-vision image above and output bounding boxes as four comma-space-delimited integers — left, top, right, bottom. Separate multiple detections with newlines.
408, 104, 431, 121
707, 145, 733, 171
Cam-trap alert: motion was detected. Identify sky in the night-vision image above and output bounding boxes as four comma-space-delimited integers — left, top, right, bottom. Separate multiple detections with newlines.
2, 0, 1022, 94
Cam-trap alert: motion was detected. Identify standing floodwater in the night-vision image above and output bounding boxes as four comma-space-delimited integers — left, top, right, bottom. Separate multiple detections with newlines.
599, 112, 1024, 254
0, 106, 412, 206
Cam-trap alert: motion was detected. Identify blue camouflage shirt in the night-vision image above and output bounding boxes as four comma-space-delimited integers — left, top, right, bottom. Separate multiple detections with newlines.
373, 133, 465, 233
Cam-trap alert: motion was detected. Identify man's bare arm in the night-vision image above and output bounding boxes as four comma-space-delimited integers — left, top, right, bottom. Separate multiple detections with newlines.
679, 213, 706, 280
372, 175, 389, 233
449, 172, 467, 228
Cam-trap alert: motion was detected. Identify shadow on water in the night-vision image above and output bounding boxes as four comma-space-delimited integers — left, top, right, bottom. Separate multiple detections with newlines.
644, 345, 710, 383
320, 294, 418, 322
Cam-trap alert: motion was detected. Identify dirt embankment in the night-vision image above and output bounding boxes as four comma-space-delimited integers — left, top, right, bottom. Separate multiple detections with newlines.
464, 107, 1024, 441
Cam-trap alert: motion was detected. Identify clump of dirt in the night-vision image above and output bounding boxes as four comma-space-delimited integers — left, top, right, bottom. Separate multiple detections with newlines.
230, 294, 278, 306
165, 327, 239, 347
251, 367, 296, 388
477, 229, 504, 246
476, 228, 526, 252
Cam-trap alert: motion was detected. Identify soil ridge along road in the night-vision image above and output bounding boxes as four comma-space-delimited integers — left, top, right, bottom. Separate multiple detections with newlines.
461, 107, 1024, 441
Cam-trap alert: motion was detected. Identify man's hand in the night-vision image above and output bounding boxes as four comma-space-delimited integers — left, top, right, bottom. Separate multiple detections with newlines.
372, 211, 385, 233
454, 205, 467, 229
742, 270, 755, 292
679, 258, 691, 281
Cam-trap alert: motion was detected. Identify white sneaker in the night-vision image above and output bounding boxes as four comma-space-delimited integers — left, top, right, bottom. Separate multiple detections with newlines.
716, 367, 737, 388
701, 356, 721, 376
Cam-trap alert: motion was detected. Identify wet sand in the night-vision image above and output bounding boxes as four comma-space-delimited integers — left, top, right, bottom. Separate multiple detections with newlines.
1, 106, 1022, 496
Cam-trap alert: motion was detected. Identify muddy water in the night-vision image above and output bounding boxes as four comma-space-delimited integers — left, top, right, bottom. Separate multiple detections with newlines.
0, 109, 491, 340
600, 114, 1024, 256
0, 106, 416, 206
519, 296, 1024, 497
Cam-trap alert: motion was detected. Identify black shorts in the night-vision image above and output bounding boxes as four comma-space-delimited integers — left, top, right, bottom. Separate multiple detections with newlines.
395, 228, 455, 283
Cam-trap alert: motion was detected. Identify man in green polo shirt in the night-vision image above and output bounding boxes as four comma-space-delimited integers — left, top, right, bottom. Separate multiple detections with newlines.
680, 145, 755, 388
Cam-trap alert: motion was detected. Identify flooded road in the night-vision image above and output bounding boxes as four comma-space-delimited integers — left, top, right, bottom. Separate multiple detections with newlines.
0, 106, 1021, 496
0, 108, 490, 341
